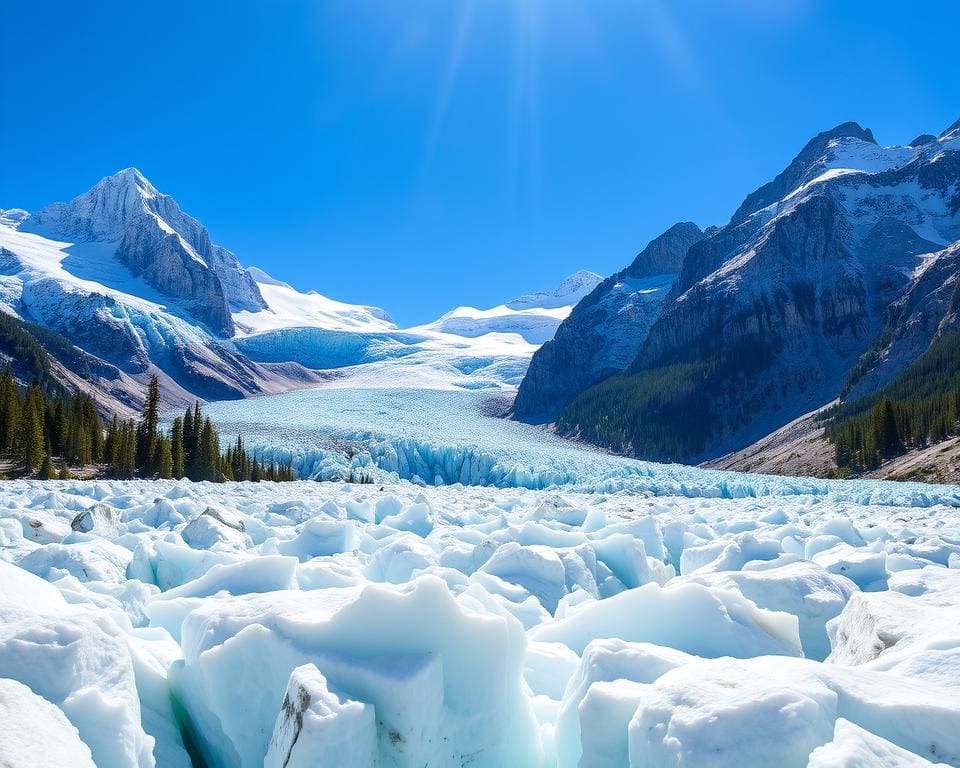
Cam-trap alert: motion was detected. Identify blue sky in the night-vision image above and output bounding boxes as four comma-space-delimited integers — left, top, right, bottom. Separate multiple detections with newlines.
1, 1, 958, 326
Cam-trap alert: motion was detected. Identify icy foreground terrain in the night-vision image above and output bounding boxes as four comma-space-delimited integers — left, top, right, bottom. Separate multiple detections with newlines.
0, 473, 959, 767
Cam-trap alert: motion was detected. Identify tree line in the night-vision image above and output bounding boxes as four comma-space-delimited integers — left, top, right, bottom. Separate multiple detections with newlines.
825, 329, 960, 471
0, 367, 295, 482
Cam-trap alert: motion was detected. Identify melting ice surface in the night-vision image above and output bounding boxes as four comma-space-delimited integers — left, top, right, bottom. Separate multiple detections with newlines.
3, 387, 960, 767
203, 386, 960, 504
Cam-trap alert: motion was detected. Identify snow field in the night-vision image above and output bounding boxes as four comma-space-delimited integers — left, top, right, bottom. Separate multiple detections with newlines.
0, 476, 957, 767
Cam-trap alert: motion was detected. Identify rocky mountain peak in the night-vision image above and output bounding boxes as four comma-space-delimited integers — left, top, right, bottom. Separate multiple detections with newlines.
730, 121, 876, 225
20, 170, 266, 336
626, 221, 704, 279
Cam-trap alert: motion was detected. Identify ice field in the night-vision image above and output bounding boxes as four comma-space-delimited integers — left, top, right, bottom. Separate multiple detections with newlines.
0, 466, 959, 767
202, 386, 960, 504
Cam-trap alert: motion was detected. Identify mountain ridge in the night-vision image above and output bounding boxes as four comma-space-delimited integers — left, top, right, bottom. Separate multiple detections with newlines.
520, 117, 960, 464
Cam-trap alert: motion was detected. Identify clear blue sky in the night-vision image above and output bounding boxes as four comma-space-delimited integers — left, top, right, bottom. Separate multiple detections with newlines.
1, 1, 957, 326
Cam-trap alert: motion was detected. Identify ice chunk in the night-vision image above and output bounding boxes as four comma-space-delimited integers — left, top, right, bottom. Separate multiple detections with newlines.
807, 718, 948, 767
382, 499, 434, 537
366, 535, 436, 583
688, 561, 858, 660
277, 518, 358, 561
0, 559, 68, 611
181, 507, 252, 550
172, 575, 541, 768
523, 641, 581, 700
0, 678, 96, 768
812, 543, 888, 591
480, 542, 568, 613
627, 656, 960, 767
555, 639, 691, 768
127, 628, 193, 768
264, 663, 376, 768
629, 657, 839, 767
827, 568, 960, 667
530, 580, 802, 658
16, 537, 132, 583
577, 680, 648, 768
0, 606, 154, 768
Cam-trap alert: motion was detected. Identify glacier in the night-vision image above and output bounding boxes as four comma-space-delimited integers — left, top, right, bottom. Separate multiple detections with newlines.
200, 386, 960, 505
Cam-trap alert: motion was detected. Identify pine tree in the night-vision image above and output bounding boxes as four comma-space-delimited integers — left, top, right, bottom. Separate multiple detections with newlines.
17, 385, 46, 475
171, 416, 185, 479
874, 398, 902, 459
0, 364, 18, 453
52, 397, 67, 455
38, 441, 54, 480
57, 460, 71, 480
198, 417, 220, 481
106, 415, 120, 469
182, 403, 195, 476
158, 434, 174, 479
137, 376, 161, 473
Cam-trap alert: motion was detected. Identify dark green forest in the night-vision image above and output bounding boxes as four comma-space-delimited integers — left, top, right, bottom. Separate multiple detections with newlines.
0, 367, 295, 482
557, 337, 774, 462
824, 329, 960, 471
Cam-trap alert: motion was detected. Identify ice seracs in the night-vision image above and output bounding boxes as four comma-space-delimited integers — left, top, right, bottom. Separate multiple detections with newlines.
0, 466, 958, 766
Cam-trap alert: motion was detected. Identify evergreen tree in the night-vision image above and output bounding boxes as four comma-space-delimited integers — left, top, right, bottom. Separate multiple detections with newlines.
51, 397, 67, 455
106, 415, 120, 469
0, 365, 18, 453
182, 403, 195, 475
137, 376, 161, 473
171, 416, 185, 479
57, 460, 71, 480
158, 435, 174, 479
17, 384, 46, 474
38, 441, 54, 480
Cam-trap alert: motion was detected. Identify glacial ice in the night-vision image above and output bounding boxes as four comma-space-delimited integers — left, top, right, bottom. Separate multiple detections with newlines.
0, 678, 96, 768
200, 386, 960, 504
0, 467, 957, 767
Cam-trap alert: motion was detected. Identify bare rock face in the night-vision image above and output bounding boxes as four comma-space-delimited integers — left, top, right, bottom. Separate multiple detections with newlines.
23, 168, 266, 336
513, 222, 704, 423
845, 239, 960, 399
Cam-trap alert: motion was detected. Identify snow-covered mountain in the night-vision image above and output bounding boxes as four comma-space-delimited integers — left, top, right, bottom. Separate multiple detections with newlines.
233, 268, 601, 390
234, 267, 396, 336
22, 168, 266, 334
421, 270, 601, 344
0, 169, 596, 407
0, 171, 324, 411
520, 118, 960, 462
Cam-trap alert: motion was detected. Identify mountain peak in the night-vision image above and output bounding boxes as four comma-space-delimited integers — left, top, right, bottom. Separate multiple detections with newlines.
821, 121, 876, 145
98, 167, 159, 199
626, 221, 704, 279
730, 121, 876, 224
507, 270, 602, 311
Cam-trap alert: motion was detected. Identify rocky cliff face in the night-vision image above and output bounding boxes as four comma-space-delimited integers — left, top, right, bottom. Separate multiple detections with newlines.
535, 118, 960, 461
23, 168, 266, 336
513, 222, 704, 422
844, 238, 960, 399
